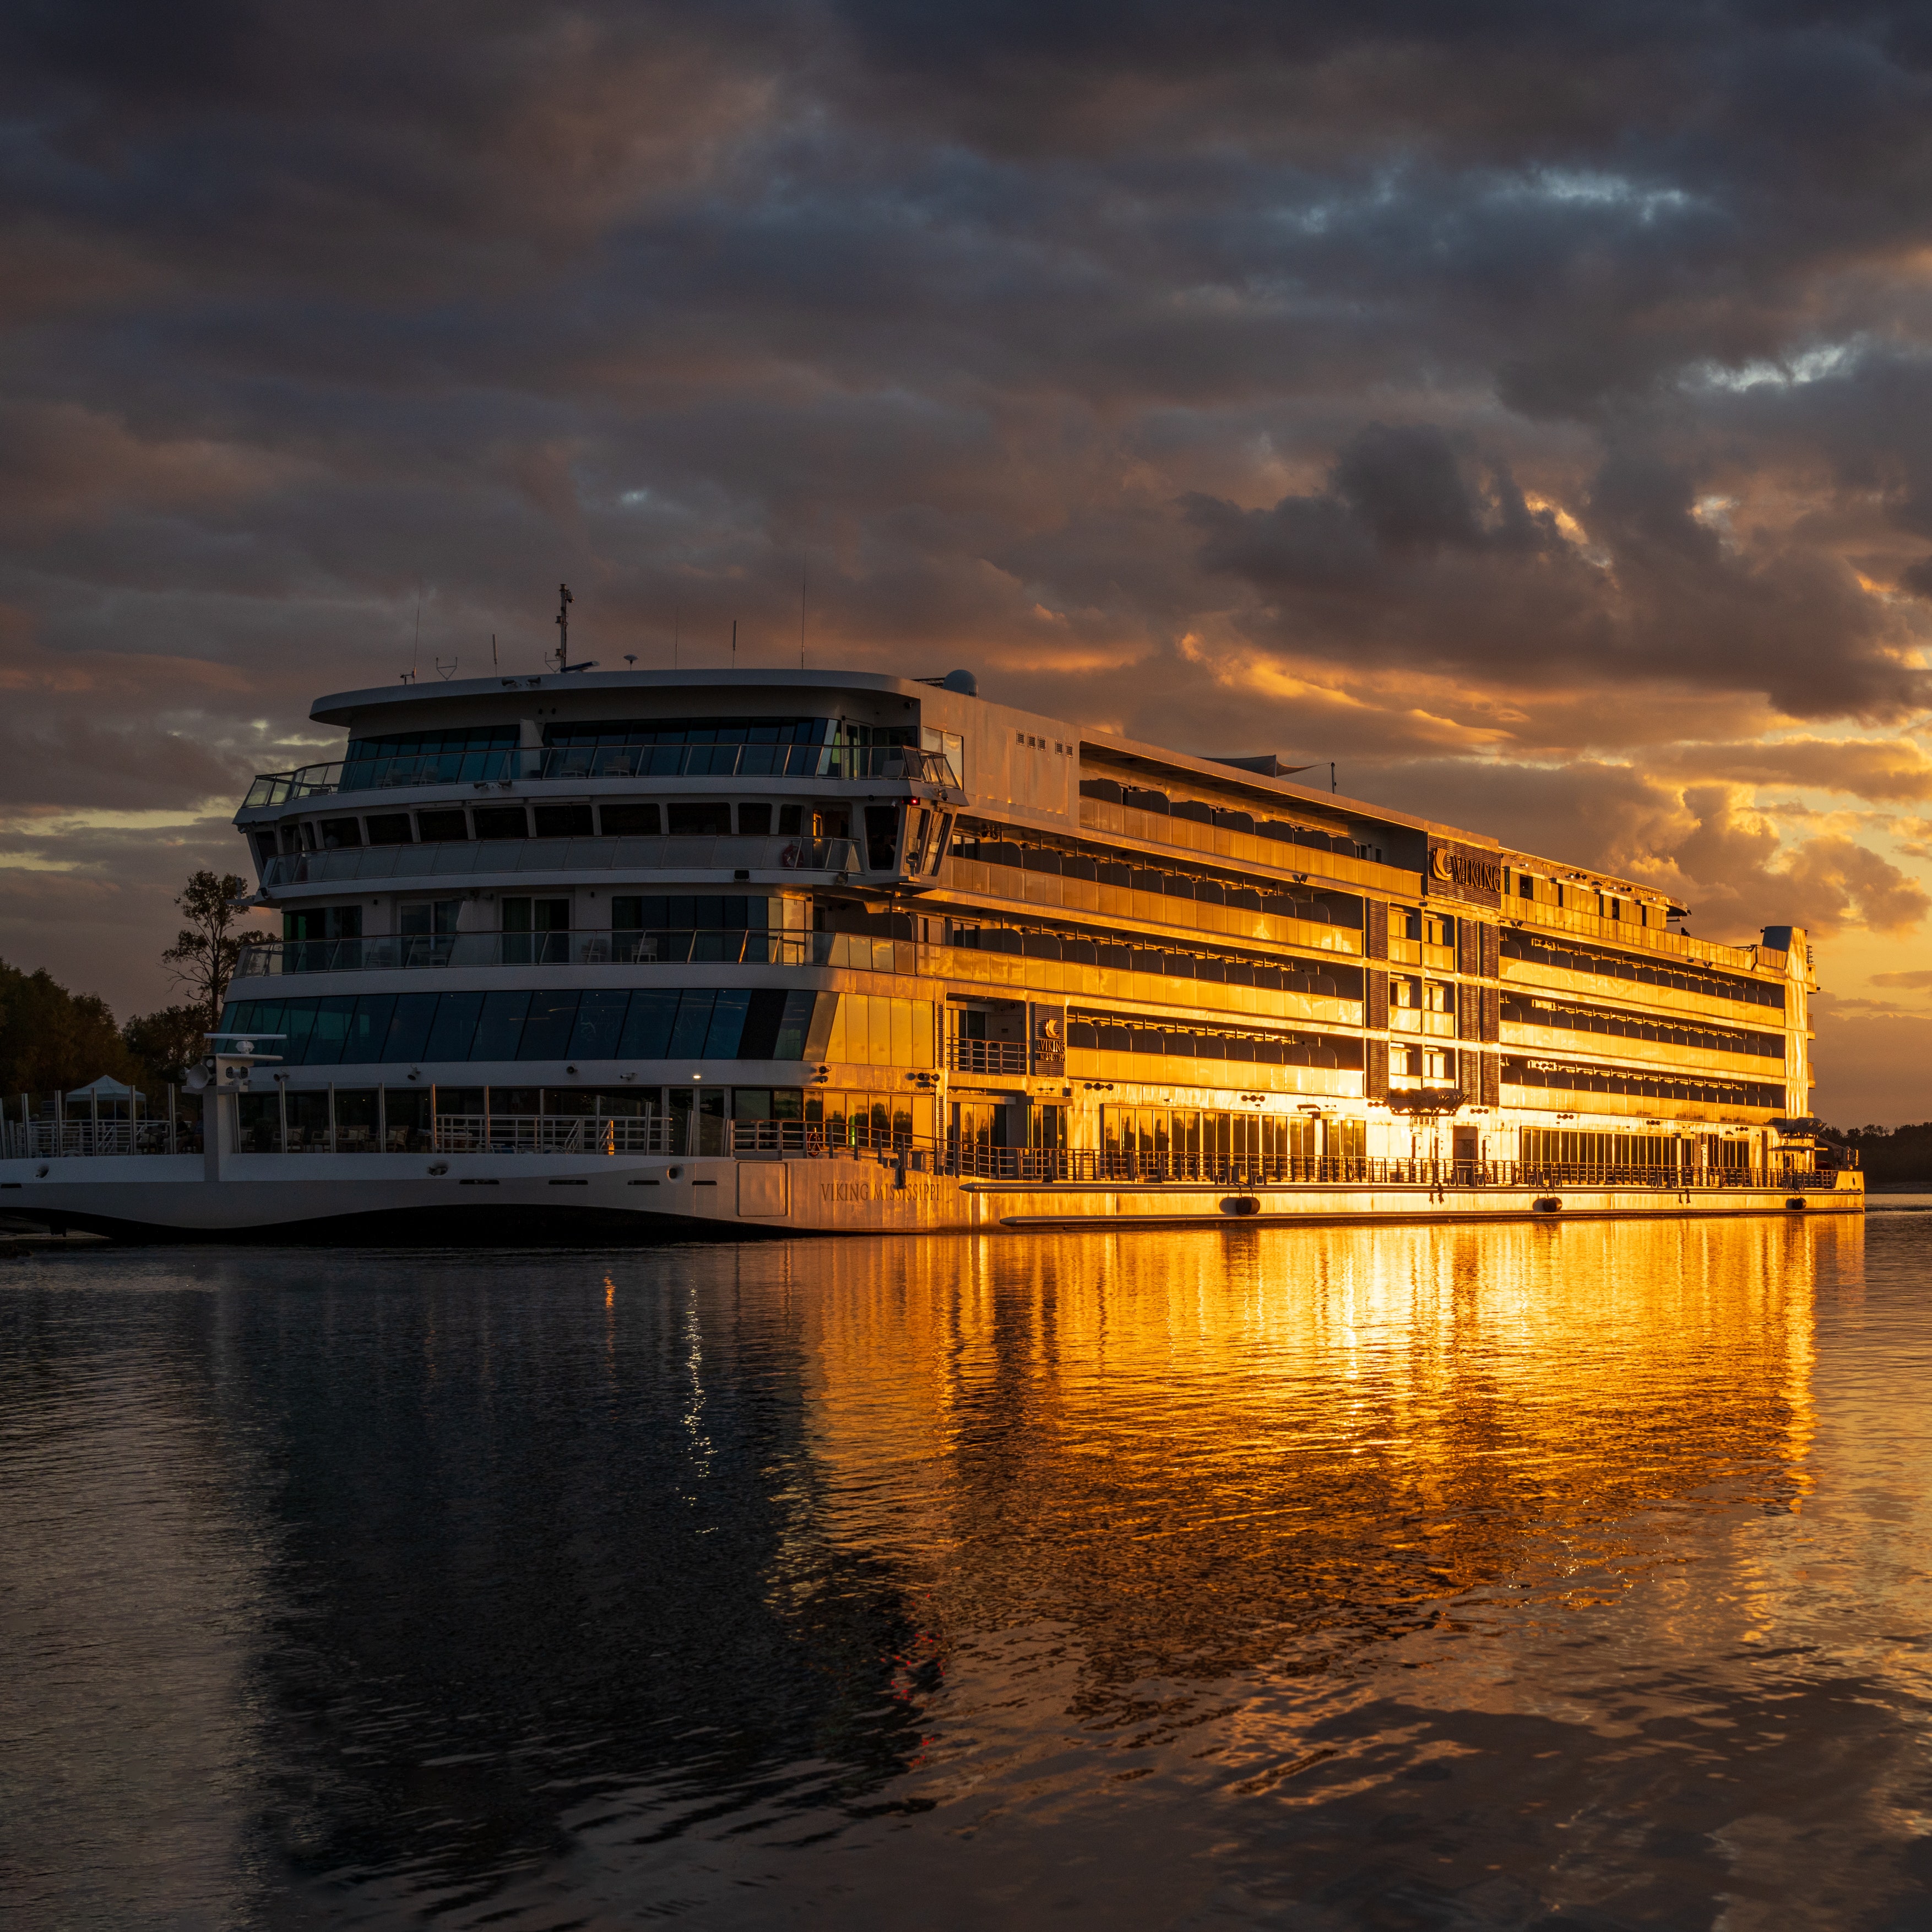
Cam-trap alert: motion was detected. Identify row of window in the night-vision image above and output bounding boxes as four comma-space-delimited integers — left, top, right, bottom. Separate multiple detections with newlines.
952, 828, 1360, 924
1499, 931, 1785, 1010
1077, 777, 1360, 854
286, 896, 810, 943
346, 717, 903, 761
218, 988, 831, 1068
1501, 994, 1784, 1061
1065, 1010, 1360, 1068
1519, 1128, 1750, 1170
268, 799, 830, 855
224, 1084, 937, 1155
214, 988, 945, 1071
945, 921, 1357, 995
1503, 1056, 1782, 1108
1510, 872, 1670, 928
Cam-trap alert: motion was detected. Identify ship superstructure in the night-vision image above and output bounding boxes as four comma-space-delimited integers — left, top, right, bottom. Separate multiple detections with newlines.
1, 664, 1859, 1236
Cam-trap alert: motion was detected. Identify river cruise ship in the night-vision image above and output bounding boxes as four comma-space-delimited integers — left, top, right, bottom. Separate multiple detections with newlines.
1, 663, 1861, 1239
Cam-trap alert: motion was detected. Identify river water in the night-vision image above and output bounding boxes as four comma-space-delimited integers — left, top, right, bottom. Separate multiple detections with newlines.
4, 1209, 1931, 1929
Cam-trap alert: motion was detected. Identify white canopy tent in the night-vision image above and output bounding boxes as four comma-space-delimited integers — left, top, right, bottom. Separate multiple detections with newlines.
66, 1077, 145, 1104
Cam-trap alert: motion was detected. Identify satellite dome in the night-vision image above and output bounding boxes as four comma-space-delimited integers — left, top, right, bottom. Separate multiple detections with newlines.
941, 668, 978, 696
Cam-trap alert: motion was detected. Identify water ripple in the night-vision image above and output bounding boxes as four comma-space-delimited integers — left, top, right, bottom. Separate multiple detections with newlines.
3, 1215, 1929, 1928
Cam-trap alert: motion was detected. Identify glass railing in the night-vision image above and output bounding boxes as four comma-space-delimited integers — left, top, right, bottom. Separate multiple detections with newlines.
257, 834, 862, 889
238, 929, 820, 975
243, 745, 960, 807
230, 924, 922, 983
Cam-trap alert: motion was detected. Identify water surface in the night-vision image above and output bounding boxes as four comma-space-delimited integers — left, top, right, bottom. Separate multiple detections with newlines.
3, 1213, 1930, 1929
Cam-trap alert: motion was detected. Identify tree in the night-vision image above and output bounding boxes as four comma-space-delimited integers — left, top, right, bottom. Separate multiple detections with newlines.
1824, 1120, 1932, 1184
123, 1003, 213, 1084
162, 870, 276, 1025
0, 959, 145, 1097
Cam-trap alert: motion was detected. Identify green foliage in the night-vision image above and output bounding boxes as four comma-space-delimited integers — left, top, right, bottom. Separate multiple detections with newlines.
0, 959, 146, 1099
122, 1004, 212, 1085
162, 868, 276, 1025
1822, 1122, 1932, 1182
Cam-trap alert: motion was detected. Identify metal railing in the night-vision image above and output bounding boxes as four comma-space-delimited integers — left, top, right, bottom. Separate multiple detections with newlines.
6, 1105, 1853, 1193
948, 1039, 1029, 1074
944, 1152, 1849, 1188
4, 1120, 198, 1158
257, 835, 862, 890
431, 1114, 682, 1155
243, 744, 959, 807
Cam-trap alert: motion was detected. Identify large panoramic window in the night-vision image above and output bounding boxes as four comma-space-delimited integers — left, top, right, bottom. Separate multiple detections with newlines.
218, 989, 837, 1068
542, 716, 835, 748
539, 717, 920, 779
342, 726, 521, 789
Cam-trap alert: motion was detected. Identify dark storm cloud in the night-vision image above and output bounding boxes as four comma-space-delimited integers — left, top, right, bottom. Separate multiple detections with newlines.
1187, 422, 1927, 718
4, 0, 1932, 1057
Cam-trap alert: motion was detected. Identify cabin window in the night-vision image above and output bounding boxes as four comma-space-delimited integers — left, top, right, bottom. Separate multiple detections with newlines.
667, 801, 732, 836
532, 804, 594, 838
415, 808, 470, 843
865, 805, 901, 870
737, 802, 772, 835
501, 898, 569, 965
365, 813, 414, 846
284, 905, 362, 942
319, 817, 363, 850
399, 900, 459, 936
473, 806, 529, 840
598, 802, 660, 836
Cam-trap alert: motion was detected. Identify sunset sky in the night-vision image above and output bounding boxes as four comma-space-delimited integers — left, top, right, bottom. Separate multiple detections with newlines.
4, 2, 1931, 1122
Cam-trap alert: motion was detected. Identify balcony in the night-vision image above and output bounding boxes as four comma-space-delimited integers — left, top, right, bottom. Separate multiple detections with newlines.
948, 1038, 1029, 1075
243, 744, 960, 807
258, 834, 862, 891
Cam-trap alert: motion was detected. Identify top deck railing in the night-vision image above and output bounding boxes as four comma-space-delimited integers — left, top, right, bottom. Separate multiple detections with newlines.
244, 744, 960, 807
3, 1106, 1855, 1192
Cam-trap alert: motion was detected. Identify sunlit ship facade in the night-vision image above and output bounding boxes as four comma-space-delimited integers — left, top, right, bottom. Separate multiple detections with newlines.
2, 666, 1860, 1237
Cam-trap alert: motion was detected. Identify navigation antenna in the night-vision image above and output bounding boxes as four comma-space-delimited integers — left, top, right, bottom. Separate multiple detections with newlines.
435, 656, 459, 681
551, 583, 597, 674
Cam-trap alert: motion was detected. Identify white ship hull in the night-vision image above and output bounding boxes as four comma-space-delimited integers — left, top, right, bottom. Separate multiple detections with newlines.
0, 1153, 1865, 1243
14, 663, 1859, 1236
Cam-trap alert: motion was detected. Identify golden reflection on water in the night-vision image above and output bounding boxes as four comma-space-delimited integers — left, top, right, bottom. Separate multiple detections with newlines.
3, 1214, 1908, 1932
783, 1218, 1853, 1730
